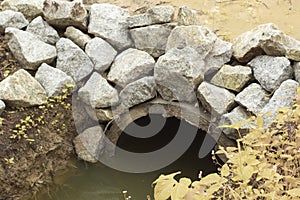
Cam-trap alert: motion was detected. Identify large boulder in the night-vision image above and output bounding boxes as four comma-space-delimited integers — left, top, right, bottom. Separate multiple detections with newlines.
78, 72, 119, 108
233, 23, 300, 62
0, 100, 5, 115
294, 62, 300, 83
0, 69, 47, 107
210, 65, 252, 92
88, 4, 132, 51
166, 25, 232, 69
85, 37, 117, 73
197, 82, 235, 115
26, 16, 60, 45
119, 76, 156, 108
107, 48, 155, 87
73, 126, 104, 163
0, 10, 28, 34
1, 0, 44, 20
130, 24, 175, 57
249, 55, 293, 92
64, 26, 91, 49
220, 106, 253, 140
154, 47, 204, 102
127, 5, 174, 28
35, 63, 75, 97
43, 0, 88, 30
5, 28, 57, 70
234, 83, 268, 115
177, 6, 201, 26
56, 38, 93, 82
262, 79, 299, 125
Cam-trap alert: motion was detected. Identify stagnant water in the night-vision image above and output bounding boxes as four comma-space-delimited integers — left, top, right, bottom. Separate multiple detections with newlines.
34, 115, 218, 200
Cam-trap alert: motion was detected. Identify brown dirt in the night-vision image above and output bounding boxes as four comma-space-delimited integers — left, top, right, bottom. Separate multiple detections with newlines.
0, 34, 77, 199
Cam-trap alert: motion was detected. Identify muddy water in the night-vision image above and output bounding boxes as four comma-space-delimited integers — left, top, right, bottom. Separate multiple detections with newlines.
34, 1, 300, 199
34, 115, 218, 200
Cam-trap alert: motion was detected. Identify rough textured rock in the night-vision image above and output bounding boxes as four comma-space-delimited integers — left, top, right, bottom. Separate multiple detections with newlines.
154, 47, 204, 102
78, 72, 119, 108
0, 69, 47, 107
177, 6, 201, 26
88, 4, 132, 51
127, 5, 174, 28
235, 83, 268, 115
233, 23, 300, 62
130, 24, 174, 57
107, 48, 155, 87
249, 55, 293, 92
0, 100, 5, 115
197, 82, 235, 115
26, 16, 59, 45
166, 25, 232, 69
0, 10, 28, 34
221, 106, 253, 140
1, 0, 43, 20
85, 37, 117, 72
43, 0, 88, 30
262, 79, 299, 125
294, 62, 300, 83
119, 76, 156, 108
73, 126, 104, 163
56, 38, 93, 82
64, 26, 91, 49
211, 65, 252, 92
95, 108, 114, 122
5, 28, 57, 70
35, 63, 75, 97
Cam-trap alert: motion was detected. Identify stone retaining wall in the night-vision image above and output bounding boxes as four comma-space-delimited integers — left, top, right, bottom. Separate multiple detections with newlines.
0, 0, 300, 164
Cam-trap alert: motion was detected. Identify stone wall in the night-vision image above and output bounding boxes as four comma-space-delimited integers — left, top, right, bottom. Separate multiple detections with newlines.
0, 0, 300, 163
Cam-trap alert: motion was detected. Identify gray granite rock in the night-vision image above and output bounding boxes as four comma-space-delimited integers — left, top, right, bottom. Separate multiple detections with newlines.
0, 10, 28, 34
197, 81, 235, 115
88, 4, 132, 51
154, 47, 204, 102
26, 16, 59, 45
234, 83, 268, 115
35, 63, 75, 97
56, 38, 93, 82
166, 25, 232, 69
294, 62, 300, 83
107, 48, 155, 87
177, 6, 201, 26
233, 23, 300, 62
78, 72, 119, 108
5, 27, 57, 70
85, 37, 117, 72
262, 79, 299, 125
43, 0, 88, 30
120, 76, 156, 108
249, 55, 293, 92
0, 100, 5, 115
130, 24, 174, 57
211, 65, 252, 92
64, 26, 91, 49
0, 69, 47, 107
220, 106, 253, 140
1, 0, 44, 20
127, 5, 174, 28
74, 126, 104, 163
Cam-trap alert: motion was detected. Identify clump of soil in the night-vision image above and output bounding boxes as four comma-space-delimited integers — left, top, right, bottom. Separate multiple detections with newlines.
0, 34, 77, 199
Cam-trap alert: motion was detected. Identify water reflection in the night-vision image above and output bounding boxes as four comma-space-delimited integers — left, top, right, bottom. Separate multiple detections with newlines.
35, 115, 217, 200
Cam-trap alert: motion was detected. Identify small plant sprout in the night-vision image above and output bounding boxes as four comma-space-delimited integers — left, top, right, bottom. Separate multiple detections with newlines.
4, 157, 14, 164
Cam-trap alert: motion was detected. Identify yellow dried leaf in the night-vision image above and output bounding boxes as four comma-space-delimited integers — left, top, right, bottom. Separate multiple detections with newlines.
221, 163, 230, 177
153, 172, 180, 200
171, 178, 191, 200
